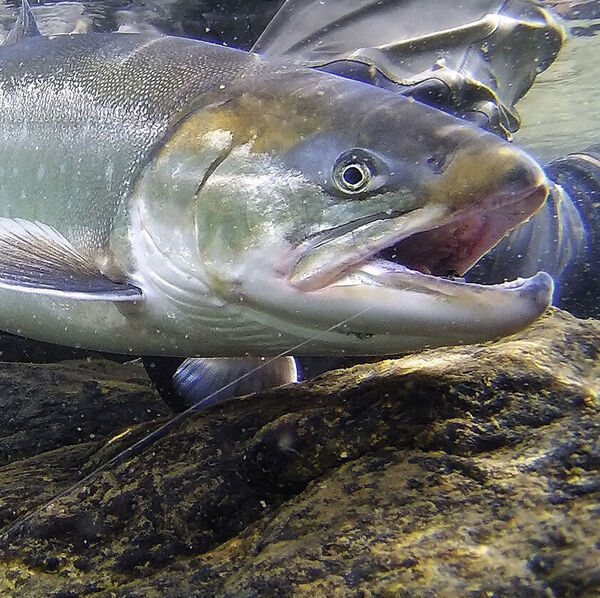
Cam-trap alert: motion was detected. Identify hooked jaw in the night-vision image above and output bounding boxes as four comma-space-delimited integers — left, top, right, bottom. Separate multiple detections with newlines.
248, 137, 554, 352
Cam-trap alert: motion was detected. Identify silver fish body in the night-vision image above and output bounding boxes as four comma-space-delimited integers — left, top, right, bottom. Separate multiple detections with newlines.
0, 32, 552, 356
0, 34, 259, 247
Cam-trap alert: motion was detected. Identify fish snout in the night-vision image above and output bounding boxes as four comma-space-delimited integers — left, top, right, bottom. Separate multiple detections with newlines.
424, 139, 548, 217
394, 138, 550, 277
502, 159, 542, 189
495, 150, 549, 209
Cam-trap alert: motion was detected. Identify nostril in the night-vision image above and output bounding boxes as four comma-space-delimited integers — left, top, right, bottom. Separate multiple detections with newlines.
426, 152, 447, 174
505, 161, 540, 188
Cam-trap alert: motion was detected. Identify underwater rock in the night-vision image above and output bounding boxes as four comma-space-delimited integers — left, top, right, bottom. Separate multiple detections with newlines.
0, 308, 598, 597
0, 332, 94, 363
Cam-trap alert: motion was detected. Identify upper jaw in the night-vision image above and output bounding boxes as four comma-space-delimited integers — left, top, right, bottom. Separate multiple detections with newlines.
288, 202, 448, 291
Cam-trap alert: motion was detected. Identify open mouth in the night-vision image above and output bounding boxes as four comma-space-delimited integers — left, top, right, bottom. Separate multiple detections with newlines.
291, 181, 549, 294
377, 183, 549, 280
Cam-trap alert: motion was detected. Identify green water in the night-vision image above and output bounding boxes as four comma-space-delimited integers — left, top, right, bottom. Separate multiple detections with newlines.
517, 26, 600, 162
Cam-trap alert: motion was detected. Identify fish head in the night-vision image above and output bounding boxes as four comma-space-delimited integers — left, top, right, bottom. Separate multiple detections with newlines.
133, 66, 552, 355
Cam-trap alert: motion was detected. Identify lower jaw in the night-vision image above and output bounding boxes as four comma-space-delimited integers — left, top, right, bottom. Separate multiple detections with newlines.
240, 261, 553, 342
331, 259, 551, 298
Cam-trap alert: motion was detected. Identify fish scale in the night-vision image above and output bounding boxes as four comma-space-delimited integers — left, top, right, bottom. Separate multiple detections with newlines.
0, 33, 262, 252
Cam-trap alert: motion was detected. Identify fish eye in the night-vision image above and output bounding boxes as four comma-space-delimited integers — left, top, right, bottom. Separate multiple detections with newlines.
340, 163, 370, 190
333, 150, 376, 195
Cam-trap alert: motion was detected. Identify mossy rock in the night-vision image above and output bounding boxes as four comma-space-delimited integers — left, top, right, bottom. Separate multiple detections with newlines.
0, 308, 598, 597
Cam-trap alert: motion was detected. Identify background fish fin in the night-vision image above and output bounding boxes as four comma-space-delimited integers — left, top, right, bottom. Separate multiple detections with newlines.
253, 0, 563, 136
254, 0, 503, 67
4, 0, 41, 46
160, 357, 299, 411
0, 218, 142, 301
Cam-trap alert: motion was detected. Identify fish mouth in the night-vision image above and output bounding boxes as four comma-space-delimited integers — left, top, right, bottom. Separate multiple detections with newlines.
376, 183, 549, 280
290, 181, 549, 294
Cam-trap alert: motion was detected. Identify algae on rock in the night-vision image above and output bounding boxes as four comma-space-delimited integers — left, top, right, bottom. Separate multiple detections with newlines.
0, 308, 598, 597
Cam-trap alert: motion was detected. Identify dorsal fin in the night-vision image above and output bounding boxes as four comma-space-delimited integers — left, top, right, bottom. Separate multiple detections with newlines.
4, 0, 41, 46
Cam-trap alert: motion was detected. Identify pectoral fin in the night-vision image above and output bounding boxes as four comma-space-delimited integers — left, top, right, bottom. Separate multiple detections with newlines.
143, 356, 298, 412
174, 357, 298, 407
0, 218, 142, 301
